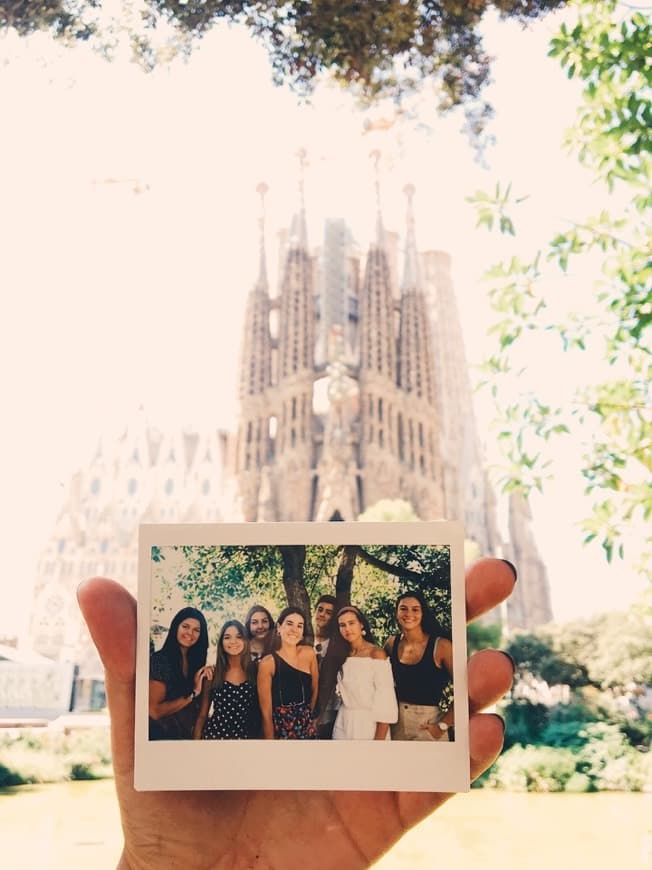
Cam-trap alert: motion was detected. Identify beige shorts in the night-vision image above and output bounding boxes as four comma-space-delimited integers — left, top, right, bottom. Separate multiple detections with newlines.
390, 702, 450, 742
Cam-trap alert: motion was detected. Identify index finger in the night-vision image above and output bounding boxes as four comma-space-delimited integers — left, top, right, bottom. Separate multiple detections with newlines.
465, 558, 516, 624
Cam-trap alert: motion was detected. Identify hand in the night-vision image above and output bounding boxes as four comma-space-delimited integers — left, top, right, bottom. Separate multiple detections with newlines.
421, 722, 448, 741
193, 665, 214, 695
78, 557, 515, 869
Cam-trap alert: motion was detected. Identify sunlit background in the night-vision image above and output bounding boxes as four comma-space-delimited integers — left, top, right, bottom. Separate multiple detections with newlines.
1, 7, 646, 645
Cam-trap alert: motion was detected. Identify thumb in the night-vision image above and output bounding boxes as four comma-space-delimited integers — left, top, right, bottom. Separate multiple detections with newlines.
77, 577, 137, 777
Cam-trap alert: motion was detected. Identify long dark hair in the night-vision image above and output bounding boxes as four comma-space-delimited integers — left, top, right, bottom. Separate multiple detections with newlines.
160, 606, 209, 688
395, 590, 450, 641
212, 620, 254, 690
272, 606, 307, 651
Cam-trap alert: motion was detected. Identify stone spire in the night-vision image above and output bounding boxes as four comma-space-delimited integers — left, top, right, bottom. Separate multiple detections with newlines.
505, 490, 554, 630
398, 184, 435, 405
402, 183, 421, 292
371, 149, 385, 249
255, 182, 269, 290
289, 148, 308, 250
238, 183, 273, 402
358, 160, 396, 382
277, 150, 314, 380
271, 148, 316, 521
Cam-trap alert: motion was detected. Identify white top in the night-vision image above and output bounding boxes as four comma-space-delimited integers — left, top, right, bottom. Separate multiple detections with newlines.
332, 657, 398, 740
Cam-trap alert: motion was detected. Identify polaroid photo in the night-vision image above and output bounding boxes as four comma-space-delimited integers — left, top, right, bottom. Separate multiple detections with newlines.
135, 521, 469, 792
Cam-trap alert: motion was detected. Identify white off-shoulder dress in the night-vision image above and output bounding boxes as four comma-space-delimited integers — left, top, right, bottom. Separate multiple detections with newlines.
332, 657, 399, 740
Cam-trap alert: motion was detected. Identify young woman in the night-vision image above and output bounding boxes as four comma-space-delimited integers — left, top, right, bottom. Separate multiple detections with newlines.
148, 606, 212, 740
193, 620, 259, 740
331, 605, 398, 740
244, 604, 275, 663
257, 607, 318, 739
384, 590, 453, 741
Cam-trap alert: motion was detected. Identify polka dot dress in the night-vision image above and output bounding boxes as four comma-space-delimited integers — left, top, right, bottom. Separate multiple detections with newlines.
203, 681, 256, 740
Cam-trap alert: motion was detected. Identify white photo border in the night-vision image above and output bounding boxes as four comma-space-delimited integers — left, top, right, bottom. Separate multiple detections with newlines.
135, 521, 469, 792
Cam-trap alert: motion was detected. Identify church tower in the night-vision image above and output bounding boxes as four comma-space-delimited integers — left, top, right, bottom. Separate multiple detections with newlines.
395, 185, 444, 519
505, 490, 554, 629
422, 249, 498, 554
234, 183, 274, 521
358, 152, 401, 510
269, 151, 316, 521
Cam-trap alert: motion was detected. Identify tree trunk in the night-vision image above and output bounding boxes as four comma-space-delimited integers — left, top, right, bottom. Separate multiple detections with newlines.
278, 545, 313, 643
335, 545, 359, 608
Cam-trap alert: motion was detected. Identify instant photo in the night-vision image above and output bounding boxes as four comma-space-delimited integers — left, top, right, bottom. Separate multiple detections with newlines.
135, 522, 469, 791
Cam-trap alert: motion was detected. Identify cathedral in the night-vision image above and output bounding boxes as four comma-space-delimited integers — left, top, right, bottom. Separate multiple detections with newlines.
228, 173, 496, 540
29, 166, 553, 709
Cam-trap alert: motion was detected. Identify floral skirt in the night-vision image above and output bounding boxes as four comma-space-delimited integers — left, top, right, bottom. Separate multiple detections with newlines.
272, 701, 317, 740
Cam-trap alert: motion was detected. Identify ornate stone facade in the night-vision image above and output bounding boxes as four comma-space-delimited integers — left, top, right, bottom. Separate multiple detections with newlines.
29, 413, 225, 701
228, 181, 491, 546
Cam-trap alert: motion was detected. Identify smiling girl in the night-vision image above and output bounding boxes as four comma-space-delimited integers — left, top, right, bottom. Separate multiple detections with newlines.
384, 590, 453, 741
257, 606, 318, 739
331, 605, 398, 740
148, 606, 212, 740
194, 620, 258, 740
244, 604, 276, 663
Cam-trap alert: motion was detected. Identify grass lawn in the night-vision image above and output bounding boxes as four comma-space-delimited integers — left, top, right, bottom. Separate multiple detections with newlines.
1, 782, 651, 868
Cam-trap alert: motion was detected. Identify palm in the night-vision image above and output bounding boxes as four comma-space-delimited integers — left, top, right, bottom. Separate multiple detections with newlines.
79, 559, 515, 869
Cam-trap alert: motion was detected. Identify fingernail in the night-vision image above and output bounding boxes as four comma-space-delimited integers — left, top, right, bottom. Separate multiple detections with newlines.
500, 559, 518, 583
498, 650, 517, 675
489, 713, 506, 735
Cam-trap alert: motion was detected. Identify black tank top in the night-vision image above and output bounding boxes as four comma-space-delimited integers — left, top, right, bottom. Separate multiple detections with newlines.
271, 652, 312, 706
389, 634, 449, 706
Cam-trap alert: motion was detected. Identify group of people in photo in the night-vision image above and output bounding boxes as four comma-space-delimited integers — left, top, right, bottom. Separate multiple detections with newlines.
149, 591, 454, 742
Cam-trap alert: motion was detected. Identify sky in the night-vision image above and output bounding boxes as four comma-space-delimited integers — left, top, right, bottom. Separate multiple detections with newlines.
0, 5, 647, 640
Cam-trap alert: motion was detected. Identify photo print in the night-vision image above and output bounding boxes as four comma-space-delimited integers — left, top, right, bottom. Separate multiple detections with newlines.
135, 522, 469, 792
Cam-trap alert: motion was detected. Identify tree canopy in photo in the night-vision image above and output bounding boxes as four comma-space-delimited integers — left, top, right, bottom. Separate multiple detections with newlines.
152, 542, 451, 644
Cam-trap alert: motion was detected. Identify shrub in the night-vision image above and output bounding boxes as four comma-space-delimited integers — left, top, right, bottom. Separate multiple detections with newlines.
486, 745, 577, 792
564, 772, 592, 793
576, 724, 652, 792
0, 728, 112, 786
502, 699, 550, 749
0, 762, 25, 788
540, 719, 596, 749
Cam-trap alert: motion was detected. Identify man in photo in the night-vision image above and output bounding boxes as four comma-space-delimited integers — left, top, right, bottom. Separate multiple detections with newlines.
313, 594, 339, 739
313, 594, 336, 664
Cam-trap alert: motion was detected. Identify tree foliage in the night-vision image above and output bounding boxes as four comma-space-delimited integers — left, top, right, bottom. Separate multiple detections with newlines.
152, 542, 451, 645
507, 603, 652, 693
506, 631, 592, 689
469, 0, 651, 571
0, 0, 565, 127
358, 498, 420, 523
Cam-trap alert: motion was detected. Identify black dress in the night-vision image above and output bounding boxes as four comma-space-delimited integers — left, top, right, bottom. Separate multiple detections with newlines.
149, 650, 196, 740
271, 652, 317, 740
203, 681, 257, 740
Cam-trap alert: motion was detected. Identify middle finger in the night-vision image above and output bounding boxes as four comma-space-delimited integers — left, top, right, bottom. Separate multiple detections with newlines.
468, 649, 515, 715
